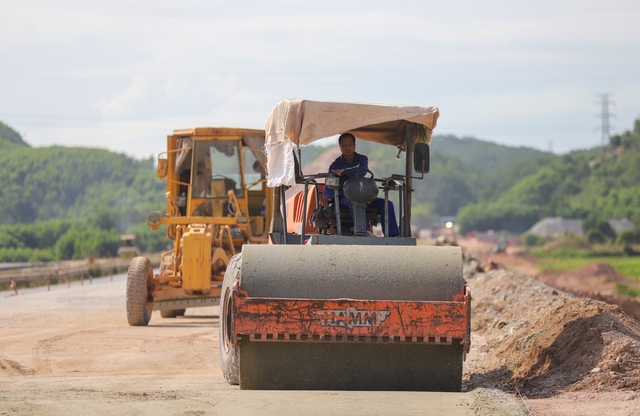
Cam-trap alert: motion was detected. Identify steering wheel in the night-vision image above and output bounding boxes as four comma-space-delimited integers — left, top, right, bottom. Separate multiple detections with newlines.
339, 167, 374, 179
211, 174, 237, 189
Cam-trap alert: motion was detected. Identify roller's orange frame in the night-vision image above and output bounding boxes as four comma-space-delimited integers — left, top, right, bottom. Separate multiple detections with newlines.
232, 282, 470, 350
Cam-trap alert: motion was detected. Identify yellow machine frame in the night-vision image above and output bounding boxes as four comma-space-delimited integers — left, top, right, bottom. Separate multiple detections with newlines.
141, 127, 272, 316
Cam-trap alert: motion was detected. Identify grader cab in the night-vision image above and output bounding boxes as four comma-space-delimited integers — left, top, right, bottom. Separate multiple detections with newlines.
219, 100, 471, 391
126, 128, 271, 325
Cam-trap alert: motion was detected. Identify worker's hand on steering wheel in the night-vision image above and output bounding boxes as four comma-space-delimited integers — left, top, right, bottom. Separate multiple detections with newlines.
334, 167, 374, 178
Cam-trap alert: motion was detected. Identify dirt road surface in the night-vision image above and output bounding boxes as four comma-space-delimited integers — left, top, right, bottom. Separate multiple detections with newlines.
1, 272, 525, 416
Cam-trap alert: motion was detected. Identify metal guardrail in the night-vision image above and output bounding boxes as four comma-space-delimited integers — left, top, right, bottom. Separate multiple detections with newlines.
0, 259, 160, 284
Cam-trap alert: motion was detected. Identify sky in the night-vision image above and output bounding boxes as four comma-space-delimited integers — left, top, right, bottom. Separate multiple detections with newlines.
1, 0, 639, 160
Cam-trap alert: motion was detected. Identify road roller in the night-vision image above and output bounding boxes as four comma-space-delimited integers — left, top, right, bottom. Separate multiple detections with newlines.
219, 100, 471, 391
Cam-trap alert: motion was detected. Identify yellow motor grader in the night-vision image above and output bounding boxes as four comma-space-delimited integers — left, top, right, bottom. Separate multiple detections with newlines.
126, 127, 271, 325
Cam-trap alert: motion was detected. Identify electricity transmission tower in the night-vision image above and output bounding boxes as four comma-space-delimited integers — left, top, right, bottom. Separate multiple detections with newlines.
597, 94, 614, 152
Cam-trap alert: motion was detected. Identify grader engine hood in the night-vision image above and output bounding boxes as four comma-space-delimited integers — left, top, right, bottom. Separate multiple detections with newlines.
181, 225, 212, 294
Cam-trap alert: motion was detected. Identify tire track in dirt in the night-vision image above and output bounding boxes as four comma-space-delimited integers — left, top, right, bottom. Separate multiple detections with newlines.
31, 329, 104, 374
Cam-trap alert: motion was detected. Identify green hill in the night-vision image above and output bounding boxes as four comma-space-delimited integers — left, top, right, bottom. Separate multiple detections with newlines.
1, 145, 163, 225
0, 121, 29, 147
0, 125, 167, 262
431, 135, 556, 204
457, 119, 640, 233
431, 134, 554, 172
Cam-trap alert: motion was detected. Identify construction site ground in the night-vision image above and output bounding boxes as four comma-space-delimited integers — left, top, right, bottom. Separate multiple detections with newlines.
1, 238, 639, 415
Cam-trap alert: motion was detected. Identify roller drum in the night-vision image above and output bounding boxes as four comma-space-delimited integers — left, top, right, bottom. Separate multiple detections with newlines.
239, 244, 464, 301
239, 337, 463, 391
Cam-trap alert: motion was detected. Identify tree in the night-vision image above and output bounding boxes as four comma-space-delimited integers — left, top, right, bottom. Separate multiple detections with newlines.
582, 216, 616, 243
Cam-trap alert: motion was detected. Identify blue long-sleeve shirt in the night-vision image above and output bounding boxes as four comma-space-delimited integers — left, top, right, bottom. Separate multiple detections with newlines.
322, 152, 369, 199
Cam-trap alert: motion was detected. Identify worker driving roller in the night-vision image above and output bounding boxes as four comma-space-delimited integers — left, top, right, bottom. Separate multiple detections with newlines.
319, 133, 400, 237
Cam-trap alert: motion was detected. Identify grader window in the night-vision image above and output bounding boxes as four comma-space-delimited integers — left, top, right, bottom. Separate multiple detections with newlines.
192, 140, 244, 199
243, 147, 264, 190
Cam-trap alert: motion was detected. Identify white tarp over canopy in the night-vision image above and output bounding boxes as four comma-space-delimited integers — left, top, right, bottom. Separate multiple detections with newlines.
264, 99, 440, 187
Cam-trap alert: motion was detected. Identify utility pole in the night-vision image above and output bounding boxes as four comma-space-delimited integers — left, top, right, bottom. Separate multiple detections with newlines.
597, 94, 614, 153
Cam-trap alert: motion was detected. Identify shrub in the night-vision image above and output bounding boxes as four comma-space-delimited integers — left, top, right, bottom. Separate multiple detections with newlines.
623, 245, 638, 256
88, 264, 103, 277
545, 233, 592, 251
616, 283, 640, 297
583, 216, 617, 242
586, 229, 607, 244
29, 249, 55, 262
55, 227, 120, 260
523, 233, 546, 247
617, 229, 639, 245
0, 247, 31, 262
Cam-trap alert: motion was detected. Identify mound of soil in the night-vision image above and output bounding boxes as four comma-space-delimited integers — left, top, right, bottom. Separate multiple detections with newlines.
498, 299, 640, 396
464, 265, 640, 398
539, 262, 626, 294
472, 235, 640, 326
565, 262, 627, 283
536, 262, 640, 321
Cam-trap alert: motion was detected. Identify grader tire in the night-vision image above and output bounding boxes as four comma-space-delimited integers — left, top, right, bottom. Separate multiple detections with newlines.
126, 257, 154, 326
219, 253, 242, 385
160, 309, 186, 318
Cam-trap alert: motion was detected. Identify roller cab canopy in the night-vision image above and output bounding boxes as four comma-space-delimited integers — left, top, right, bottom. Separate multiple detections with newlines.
264, 99, 439, 187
